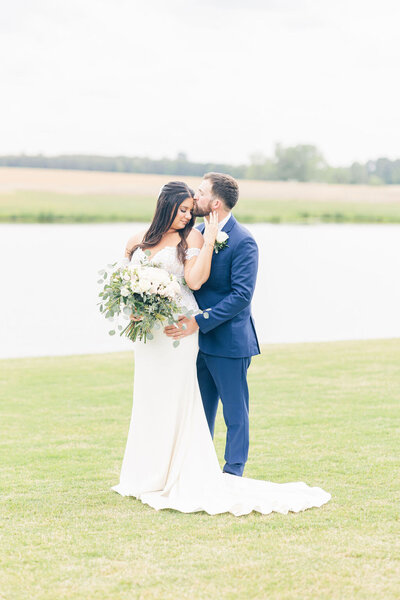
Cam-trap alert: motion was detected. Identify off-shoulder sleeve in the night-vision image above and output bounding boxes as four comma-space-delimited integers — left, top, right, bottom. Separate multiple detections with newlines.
185, 247, 201, 261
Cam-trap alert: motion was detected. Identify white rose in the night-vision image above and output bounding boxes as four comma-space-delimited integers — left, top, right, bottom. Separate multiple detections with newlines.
216, 231, 228, 244
149, 282, 160, 294
138, 278, 152, 293
169, 280, 181, 296
120, 286, 130, 297
162, 280, 180, 299
156, 272, 170, 286
149, 266, 169, 282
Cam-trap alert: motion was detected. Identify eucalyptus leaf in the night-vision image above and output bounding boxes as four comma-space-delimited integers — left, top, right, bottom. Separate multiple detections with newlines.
144, 250, 151, 256
118, 325, 123, 331
173, 340, 180, 348
147, 332, 154, 340
98, 269, 105, 275
97, 279, 103, 284
109, 330, 116, 336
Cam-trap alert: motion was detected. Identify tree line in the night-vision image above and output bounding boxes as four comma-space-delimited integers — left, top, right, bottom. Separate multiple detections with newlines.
1, 145, 399, 184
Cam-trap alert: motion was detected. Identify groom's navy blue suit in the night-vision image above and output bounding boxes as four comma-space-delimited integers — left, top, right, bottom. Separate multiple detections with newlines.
194, 215, 260, 476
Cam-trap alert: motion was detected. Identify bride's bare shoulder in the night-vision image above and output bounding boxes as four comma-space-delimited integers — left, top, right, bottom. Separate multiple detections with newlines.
125, 230, 146, 257
187, 228, 204, 248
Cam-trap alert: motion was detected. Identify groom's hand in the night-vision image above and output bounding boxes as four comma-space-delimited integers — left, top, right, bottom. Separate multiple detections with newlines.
164, 315, 199, 339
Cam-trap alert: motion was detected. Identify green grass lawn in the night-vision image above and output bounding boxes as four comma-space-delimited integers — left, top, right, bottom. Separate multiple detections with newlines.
1, 339, 399, 599
1, 189, 400, 224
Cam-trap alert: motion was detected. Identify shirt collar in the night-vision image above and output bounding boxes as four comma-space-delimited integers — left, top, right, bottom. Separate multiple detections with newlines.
218, 212, 232, 231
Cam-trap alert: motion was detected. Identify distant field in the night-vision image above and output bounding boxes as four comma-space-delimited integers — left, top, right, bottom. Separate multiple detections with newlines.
1, 167, 400, 224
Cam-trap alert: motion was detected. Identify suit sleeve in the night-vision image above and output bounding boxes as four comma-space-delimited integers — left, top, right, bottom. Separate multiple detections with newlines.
195, 236, 258, 333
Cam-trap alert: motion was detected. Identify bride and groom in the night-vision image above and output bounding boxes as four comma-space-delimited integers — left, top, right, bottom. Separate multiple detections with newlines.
111, 173, 330, 516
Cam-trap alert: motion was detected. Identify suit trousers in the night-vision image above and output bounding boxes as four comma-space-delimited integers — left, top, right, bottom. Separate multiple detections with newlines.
196, 350, 251, 477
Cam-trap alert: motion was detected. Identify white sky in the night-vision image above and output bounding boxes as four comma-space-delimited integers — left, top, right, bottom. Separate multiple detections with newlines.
1, 0, 399, 166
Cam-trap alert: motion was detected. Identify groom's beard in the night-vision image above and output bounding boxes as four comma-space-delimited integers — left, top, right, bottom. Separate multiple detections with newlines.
193, 201, 213, 218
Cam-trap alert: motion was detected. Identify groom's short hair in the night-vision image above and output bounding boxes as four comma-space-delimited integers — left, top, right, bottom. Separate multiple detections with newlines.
203, 172, 239, 210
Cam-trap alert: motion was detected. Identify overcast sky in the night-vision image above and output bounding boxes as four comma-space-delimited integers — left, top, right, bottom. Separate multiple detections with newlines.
1, 0, 399, 165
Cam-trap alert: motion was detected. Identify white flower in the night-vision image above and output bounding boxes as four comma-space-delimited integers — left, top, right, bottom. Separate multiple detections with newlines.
120, 286, 130, 297
149, 267, 170, 286
123, 272, 131, 281
167, 280, 181, 297
216, 231, 229, 244
138, 278, 152, 293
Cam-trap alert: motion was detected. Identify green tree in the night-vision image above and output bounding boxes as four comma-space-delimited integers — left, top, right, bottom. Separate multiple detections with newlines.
245, 153, 277, 180
274, 144, 326, 181
349, 162, 369, 184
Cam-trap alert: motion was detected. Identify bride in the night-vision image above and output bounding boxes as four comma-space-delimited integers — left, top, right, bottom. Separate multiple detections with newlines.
111, 180, 331, 516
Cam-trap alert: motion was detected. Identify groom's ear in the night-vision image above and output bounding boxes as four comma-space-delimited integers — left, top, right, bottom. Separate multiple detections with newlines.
212, 198, 222, 210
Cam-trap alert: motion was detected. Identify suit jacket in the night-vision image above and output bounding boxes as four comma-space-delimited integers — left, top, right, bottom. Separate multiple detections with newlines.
194, 215, 260, 358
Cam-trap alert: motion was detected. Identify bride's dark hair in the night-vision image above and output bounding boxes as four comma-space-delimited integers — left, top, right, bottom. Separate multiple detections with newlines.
128, 181, 195, 263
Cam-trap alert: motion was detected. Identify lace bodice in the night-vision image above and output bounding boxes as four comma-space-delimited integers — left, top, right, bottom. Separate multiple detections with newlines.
130, 246, 200, 313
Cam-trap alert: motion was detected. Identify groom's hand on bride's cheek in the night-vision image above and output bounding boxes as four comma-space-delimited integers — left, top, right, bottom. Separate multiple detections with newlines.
164, 316, 199, 339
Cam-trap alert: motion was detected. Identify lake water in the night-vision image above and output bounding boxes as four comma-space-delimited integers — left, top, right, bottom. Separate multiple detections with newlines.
0, 223, 399, 359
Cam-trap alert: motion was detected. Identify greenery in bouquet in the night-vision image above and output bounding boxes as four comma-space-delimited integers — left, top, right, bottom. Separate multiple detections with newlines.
97, 254, 192, 345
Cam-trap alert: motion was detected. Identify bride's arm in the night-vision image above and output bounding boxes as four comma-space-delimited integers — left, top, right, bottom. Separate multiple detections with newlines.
184, 213, 219, 290
125, 230, 146, 258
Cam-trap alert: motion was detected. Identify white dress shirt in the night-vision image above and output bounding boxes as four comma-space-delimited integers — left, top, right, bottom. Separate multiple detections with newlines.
218, 212, 232, 231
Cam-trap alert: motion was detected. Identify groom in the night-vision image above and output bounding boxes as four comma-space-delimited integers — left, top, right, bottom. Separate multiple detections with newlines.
167, 173, 260, 477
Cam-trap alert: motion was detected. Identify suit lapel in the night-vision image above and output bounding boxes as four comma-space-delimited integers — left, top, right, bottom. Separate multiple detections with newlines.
222, 214, 236, 234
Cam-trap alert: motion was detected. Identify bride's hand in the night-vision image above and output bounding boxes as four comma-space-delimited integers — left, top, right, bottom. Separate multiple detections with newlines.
130, 314, 143, 322
203, 211, 219, 248
164, 315, 199, 339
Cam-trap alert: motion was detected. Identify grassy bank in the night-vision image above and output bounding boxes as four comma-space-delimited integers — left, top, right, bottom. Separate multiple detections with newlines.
1, 338, 399, 599
1, 169, 400, 223
1, 190, 400, 224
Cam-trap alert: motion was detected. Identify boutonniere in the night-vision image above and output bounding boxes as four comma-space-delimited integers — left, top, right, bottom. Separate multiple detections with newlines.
214, 231, 229, 254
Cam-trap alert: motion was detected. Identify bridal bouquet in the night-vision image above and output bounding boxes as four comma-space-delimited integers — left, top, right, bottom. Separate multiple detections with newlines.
98, 257, 184, 344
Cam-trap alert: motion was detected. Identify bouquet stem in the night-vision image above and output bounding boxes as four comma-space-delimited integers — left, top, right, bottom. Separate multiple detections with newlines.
120, 320, 138, 341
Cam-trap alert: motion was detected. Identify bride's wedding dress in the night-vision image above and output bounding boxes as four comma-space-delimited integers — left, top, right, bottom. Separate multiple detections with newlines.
111, 246, 331, 516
